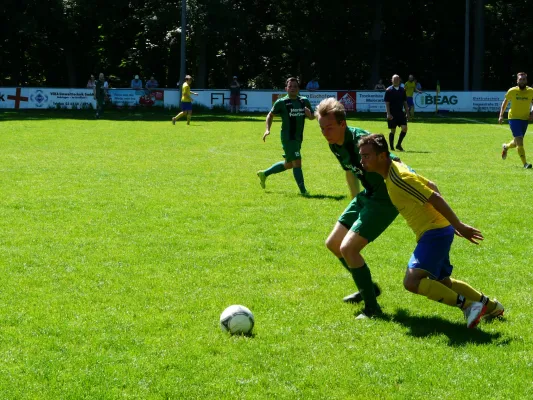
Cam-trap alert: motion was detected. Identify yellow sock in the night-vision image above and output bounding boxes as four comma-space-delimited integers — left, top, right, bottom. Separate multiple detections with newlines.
451, 279, 482, 301
507, 141, 517, 149
517, 146, 527, 165
451, 278, 497, 313
418, 278, 460, 307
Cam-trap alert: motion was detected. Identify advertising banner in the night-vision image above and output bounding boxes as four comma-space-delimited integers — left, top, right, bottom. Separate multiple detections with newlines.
107, 89, 165, 108
0, 88, 510, 113
0, 87, 30, 109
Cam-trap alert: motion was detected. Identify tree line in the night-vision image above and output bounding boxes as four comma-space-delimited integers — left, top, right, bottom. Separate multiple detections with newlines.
2, 0, 532, 91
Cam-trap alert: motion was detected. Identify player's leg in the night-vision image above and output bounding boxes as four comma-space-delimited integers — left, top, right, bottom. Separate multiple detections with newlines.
339, 198, 398, 317
405, 226, 486, 327
396, 117, 408, 151
326, 201, 381, 304
407, 97, 415, 119
388, 119, 396, 150
186, 110, 192, 125
284, 142, 306, 194
439, 276, 504, 319
257, 144, 291, 189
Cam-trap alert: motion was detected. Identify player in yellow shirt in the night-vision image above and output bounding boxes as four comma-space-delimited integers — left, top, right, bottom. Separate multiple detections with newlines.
404, 75, 422, 119
358, 133, 504, 329
172, 75, 199, 126
499, 72, 533, 168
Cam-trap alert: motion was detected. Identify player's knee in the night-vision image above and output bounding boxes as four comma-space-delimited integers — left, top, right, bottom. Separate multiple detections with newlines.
325, 236, 341, 256
403, 275, 419, 294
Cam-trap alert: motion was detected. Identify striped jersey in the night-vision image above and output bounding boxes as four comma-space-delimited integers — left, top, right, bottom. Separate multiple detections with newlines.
386, 161, 449, 241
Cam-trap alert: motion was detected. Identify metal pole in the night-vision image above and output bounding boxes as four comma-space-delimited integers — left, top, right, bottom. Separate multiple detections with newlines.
179, 0, 187, 100
464, 0, 470, 91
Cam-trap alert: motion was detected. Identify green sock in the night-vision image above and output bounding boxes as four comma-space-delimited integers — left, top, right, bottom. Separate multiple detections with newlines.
339, 258, 350, 272
351, 264, 380, 311
265, 161, 286, 177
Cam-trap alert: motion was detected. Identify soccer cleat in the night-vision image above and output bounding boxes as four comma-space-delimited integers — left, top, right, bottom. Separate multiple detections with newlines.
343, 283, 382, 304
299, 191, 311, 197
396, 145, 404, 151
257, 170, 267, 189
483, 299, 504, 320
501, 144, 508, 160
355, 306, 383, 320
524, 163, 532, 169
172, 117, 176, 125
463, 301, 487, 329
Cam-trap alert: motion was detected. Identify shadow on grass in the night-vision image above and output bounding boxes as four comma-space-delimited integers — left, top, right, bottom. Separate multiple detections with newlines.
0, 109, 263, 122
273, 191, 347, 201
1, 110, 501, 124
349, 112, 498, 124
380, 308, 509, 347
302, 193, 347, 201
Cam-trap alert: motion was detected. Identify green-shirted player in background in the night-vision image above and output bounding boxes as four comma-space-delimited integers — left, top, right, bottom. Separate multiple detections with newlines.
257, 77, 315, 195
358, 133, 504, 328
315, 98, 399, 319
499, 72, 533, 169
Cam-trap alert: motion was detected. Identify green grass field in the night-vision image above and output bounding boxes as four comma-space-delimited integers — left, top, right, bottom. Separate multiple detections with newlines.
1, 110, 532, 399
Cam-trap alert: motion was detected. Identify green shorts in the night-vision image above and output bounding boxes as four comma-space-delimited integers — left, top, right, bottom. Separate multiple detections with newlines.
338, 193, 398, 242
282, 140, 302, 162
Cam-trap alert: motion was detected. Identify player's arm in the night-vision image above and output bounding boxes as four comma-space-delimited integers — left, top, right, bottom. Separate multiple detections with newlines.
498, 99, 509, 124
304, 100, 315, 120
263, 111, 275, 141
385, 102, 393, 119
346, 170, 360, 199
426, 180, 440, 194
427, 192, 483, 244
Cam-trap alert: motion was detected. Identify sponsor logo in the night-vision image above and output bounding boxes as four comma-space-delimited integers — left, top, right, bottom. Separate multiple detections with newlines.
415, 94, 458, 108
30, 89, 49, 107
338, 91, 356, 111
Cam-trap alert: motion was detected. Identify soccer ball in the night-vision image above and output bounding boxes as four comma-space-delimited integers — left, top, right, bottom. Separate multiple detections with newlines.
220, 305, 254, 335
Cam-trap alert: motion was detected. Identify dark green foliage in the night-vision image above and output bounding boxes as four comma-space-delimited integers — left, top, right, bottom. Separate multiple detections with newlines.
1, 0, 532, 89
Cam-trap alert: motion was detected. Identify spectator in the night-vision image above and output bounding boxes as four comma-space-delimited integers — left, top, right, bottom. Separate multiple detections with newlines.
146, 76, 159, 90
131, 75, 143, 89
229, 76, 241, 113
374, 79, 386, 90
94, 72, 106, 119
87, 75, 96, 88
306, 77, 320, 91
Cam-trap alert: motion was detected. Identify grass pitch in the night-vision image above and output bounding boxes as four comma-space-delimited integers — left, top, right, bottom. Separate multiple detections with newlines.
0, 110, 532, 399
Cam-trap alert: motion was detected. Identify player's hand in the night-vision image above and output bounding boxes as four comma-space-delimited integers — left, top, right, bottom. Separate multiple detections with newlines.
262, 130, 270, 142
498, 116, 504, 124
304, 107, 313, 119
455, 223, 483, 244
387, 113, 393, 120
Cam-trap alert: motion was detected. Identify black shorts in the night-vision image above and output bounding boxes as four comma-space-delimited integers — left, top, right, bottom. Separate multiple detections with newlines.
387, 114, 407, 129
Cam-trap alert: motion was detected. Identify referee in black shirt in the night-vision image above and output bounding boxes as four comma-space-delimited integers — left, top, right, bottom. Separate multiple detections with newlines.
384, 74, 409, 151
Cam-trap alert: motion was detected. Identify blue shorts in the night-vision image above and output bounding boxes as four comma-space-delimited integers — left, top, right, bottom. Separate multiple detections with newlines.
181, 102, 193, 111
509, 119, 528, 137
407, 97, 414, 107
408, 225, 455, 281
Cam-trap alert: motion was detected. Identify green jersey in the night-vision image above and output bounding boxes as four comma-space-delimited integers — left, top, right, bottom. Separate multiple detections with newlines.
271, 95, 312, 142
329, 126, 390, 200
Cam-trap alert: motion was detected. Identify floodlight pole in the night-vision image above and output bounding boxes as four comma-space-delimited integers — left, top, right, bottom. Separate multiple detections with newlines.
464, 0, 470, 91
179, 0, 187, 100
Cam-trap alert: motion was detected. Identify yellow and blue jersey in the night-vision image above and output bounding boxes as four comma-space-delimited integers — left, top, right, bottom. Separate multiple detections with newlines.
505, 86, 533, 120
386, 161, 449, 241
404, 81, 417, 97
181, 82, 192, 102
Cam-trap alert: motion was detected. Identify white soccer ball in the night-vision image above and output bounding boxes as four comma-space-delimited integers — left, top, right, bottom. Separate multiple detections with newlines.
220, 305, 254, 335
